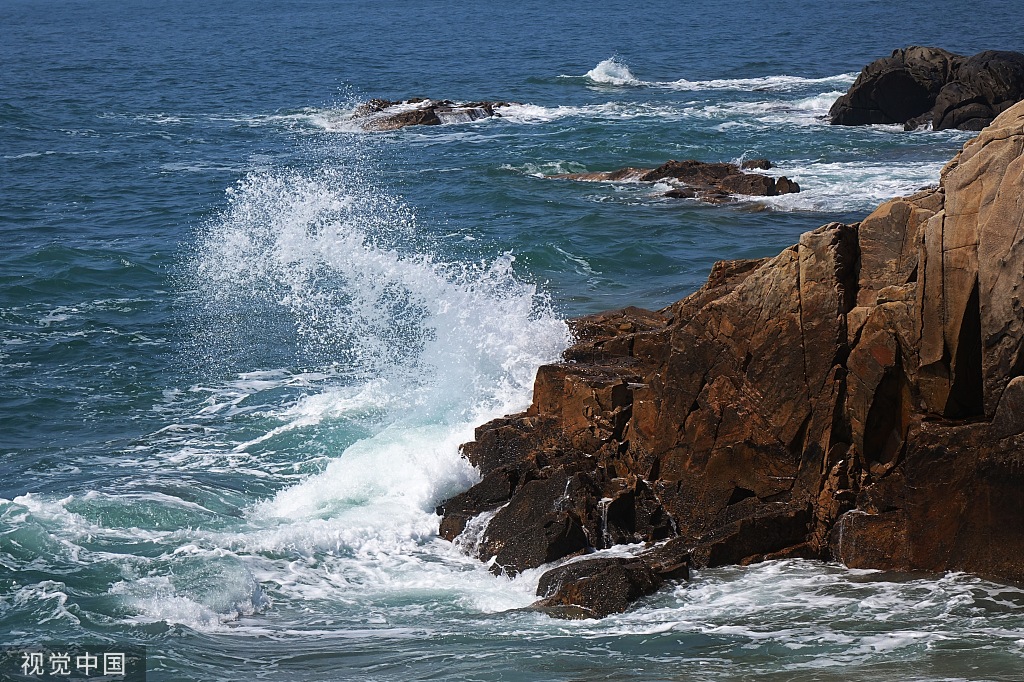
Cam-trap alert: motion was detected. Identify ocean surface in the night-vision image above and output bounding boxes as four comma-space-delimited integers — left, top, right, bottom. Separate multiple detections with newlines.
3, 1, 1024, 680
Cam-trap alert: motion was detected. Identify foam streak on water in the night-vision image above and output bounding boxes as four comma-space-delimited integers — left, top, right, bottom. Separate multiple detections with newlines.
571, 57, 858, 92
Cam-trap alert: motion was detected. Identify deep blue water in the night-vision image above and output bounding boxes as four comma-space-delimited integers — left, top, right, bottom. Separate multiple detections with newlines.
3, 1, 1024, 680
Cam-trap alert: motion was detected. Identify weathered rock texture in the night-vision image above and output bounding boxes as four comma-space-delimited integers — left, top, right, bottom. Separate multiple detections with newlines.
352, 98, 512, 131
437, 100, 1024, 617
551, 159, 800, 204
830, 46, 1024, 130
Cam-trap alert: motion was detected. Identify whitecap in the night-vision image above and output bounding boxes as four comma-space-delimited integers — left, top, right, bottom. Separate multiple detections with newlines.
663, 73, 857, 93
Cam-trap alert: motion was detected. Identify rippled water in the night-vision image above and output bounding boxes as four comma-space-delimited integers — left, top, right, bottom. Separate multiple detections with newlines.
2, 0, 1024, 679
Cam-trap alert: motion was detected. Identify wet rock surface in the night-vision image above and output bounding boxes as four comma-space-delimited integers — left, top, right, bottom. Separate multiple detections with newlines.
534, 557, 662, 618
550, 159, 800, 203
532, 539, 691, 619
830, 46, 1024, 130
438, 101, 1024, 617
352, 98, 512, 131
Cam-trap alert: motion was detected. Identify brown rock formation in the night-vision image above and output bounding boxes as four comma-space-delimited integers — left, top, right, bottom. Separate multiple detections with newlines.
551, 159, 800, 203
352, 98, 512, 131
829, 46, 1024, 130
437, 101, 1024, 617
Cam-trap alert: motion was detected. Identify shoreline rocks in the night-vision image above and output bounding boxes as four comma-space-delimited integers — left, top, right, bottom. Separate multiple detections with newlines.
352, 98, 512, 131
438, 100, 1024, 618
829, 46, 1024, 130
550, 159, 800, 203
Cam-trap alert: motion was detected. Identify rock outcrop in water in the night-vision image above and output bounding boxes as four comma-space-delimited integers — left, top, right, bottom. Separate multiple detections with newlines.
829, 46, 1024, 130
437, 100, 1024, 618
550, 159, 800, 203
352, 98, 512, 131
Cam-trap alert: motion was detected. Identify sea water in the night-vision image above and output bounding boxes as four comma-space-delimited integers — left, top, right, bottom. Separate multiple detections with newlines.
2, 1, 1024, 679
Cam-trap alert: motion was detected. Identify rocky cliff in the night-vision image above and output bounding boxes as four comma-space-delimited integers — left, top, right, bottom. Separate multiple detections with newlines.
437, 100, 1024, 618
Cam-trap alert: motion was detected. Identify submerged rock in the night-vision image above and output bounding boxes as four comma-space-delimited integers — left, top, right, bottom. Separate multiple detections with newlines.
439, 100, 1024, 617
551, 159, 800, 203
830, 46, 1024, 130
352, 98, 512, 131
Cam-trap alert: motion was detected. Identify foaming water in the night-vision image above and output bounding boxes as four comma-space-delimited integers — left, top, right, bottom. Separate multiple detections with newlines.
663, 72, 857, 93
501, 149, 952, 215
296, 97, 833, 132
753, 158, 948, 212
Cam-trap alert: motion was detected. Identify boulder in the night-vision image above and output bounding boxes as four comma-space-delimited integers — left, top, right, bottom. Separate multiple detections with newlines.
551, 159, 800, 203
533, 541, 690, 618
440, 101, 1024, 616
830, 47, 1024, 131
534, 557, 662, 618
352, 98, 512, 131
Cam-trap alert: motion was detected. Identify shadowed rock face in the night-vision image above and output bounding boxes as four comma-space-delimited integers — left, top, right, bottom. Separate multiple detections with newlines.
352, 98, 512, 131
437, 100, 1024, 617
551, 159, 800, 203
830, 46, 1024, 130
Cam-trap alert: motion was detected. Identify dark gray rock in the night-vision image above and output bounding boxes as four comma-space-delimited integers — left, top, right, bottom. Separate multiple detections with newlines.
829, 46, 958, 126
830, 47, 1024, 131
476, 471, 594, 576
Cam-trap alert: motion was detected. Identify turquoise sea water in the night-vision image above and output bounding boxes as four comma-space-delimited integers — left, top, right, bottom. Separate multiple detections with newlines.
3, 1, 1024, 679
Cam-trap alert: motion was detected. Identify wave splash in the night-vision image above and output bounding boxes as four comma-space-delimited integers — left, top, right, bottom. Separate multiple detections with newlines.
193, 157, 569, 513
583, 57, 644, 86
0, 153, 571, 631
184, 161, 570, 624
